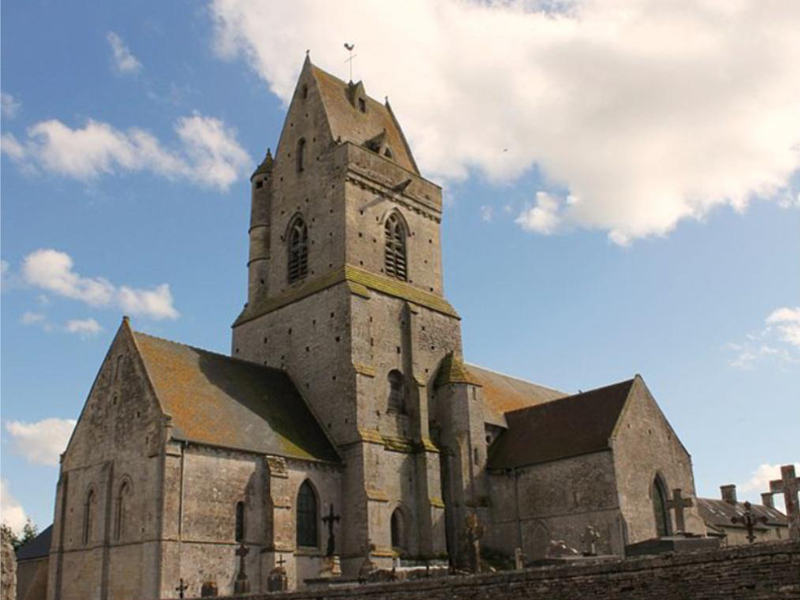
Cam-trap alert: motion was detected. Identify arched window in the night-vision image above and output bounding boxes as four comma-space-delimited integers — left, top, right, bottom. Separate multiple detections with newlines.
296, 480, 318, 547
388, 370, 405, 413
391, 508, 404, 550
83, 488, 96, 545
653, 475, 671, 537
235, 501, 245, 542
114, 481, 131, 541
287, 216, 309, 283
296, 138, 306, 173
384, 213, 407, 281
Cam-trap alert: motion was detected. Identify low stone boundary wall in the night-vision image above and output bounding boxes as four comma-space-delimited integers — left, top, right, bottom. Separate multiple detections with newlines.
188, 541, 800, 600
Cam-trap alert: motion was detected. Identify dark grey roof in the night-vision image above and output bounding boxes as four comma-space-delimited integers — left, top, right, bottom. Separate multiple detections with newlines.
16, 525, 52, 561
132, 331, 340, 463
488, 378, 635, 470
696, 498, 788, 530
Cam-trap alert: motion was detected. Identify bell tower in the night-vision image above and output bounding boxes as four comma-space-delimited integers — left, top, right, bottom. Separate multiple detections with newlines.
231, 55, 465, 571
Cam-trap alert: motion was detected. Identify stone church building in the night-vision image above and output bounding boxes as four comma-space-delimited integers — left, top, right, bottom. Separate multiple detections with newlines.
43, 56, 707, 599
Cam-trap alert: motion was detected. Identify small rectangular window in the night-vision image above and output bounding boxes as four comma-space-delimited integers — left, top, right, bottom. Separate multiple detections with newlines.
358, 98, 366, 113
255, 180, 263, 189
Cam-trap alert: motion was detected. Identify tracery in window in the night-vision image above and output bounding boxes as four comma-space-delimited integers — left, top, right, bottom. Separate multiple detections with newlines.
384, 213, 407, 281
288, 216, 309, 283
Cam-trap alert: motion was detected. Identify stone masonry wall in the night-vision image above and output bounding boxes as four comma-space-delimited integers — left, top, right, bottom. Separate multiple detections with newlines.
178, 541, 800, 600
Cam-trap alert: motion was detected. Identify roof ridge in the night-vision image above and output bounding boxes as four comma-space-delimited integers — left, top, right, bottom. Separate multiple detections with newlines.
503, 377, 636, 416
464, 362, 564, 394
132, 330, 286, 375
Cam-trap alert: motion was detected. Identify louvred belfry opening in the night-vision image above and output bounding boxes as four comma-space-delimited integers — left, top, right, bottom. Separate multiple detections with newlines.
384, 213, 407, 281
288, 216, 309, 283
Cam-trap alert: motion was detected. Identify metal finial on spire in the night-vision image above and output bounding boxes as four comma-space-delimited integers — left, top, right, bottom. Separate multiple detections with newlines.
344, 43, 357, 82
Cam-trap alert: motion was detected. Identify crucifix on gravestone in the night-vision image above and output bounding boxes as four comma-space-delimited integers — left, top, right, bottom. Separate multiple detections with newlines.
731, 501, 768, 544
666, 488, 693, 534
175, 579, 189, 599
233, 543, 250, 594
770, 464, 800, 541
322, 503, 341, 557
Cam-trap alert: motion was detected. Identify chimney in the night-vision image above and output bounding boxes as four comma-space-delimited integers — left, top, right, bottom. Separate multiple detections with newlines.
761, 493, 775, 509
720, 484, 737, 504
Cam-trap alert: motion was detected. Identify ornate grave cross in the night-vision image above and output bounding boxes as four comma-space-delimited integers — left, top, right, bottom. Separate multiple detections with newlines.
666, 488, 693, 533
770, 464, 800, 541
276, 554, 287, 569
731, 501, 768, 544
234, 543, 250, 593
322, 503, 341, 557
175, 579, 189, 599
581, 525, 601, 556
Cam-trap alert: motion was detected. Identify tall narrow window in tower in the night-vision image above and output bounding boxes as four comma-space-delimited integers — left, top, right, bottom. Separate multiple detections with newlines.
83, 488, 96, 545
287, 216, 309, 283
391, 508, 404, 550
235, 501, 245, 542
296, 480, 318, 547
387, 369, 406, 413
114, 480, 131, 541
384, 213, 407, 281
296, 137, 306, 173
652, 475, 671, 537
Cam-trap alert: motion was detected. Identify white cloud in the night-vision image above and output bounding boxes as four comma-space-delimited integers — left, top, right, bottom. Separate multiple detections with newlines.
729, 306, 800, 369
0, 480, 28, 535
1, 92, 21, 119
480, 205, 493, 223
106, 31, 142, 74
516, 191, 564, 235
3, 114, 250, 191
739, 462, 800, 513
65, 318, 103, 337
766, 306, 800, 347
21, 312, 46, 326
4, 418, 77, 467
21, 249, 179, 320
210, 0, 800, 244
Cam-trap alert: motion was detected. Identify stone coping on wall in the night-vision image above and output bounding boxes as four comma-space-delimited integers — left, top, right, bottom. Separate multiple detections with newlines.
167, 541, 799, 600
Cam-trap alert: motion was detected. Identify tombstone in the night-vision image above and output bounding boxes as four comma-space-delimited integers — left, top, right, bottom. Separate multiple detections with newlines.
358, 542, 378, 583
464, 513, 484, 574
233, 543, 250, 594
666, 489, 693, 533
547, 539, 579, 557
580, 525, 601, 556
175, 579, 189, 599
770, 464, 800, 541
514, 547, 524, 570
267, 555, 289, 592
200, 581, 218, 597
731, 501, 768, 544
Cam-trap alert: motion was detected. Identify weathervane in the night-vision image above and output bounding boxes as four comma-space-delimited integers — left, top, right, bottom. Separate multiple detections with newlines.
344, 43, 357, 82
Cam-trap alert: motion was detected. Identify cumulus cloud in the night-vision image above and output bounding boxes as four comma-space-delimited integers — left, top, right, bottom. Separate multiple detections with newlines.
5, 418, 77, 467
107, 31, 143, 74
516, 191, 566, 235
65, 318, 103, 337
739, 462, 800, 512
0, 480, 28, 535
210, 0, 800, 244
729, 306, 800, 370
21, 311, 46, 326
2, 114, 250, 191
1, 92, 21, 119
21, 249, 179, 320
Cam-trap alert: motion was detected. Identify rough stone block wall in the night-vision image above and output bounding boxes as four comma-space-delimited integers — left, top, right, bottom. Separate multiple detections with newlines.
196, 541, 799, 600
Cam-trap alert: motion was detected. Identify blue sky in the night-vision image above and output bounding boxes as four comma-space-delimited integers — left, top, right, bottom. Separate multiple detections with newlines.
2, 0, 799, 532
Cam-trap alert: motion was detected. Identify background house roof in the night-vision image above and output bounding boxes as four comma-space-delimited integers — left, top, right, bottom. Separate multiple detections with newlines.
696, 497, 788, 531
15, 525, 52, 561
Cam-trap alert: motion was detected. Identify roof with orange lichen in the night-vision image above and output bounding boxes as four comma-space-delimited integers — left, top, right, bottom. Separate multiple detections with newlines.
465, 364, 567, 427
132, 331, 339, 463
310, 65, 419, 174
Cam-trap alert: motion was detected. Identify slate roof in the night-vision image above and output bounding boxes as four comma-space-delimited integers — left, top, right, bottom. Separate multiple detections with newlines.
311, 65, 419, 174
465, 364, 567, 427
15, 525, 52, 561
696, 498, 788, 532
488, 378, 635, 470
132, 331, 339, 463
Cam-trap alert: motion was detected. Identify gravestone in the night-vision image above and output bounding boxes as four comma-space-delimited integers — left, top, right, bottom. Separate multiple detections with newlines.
200, 581, 218, 597
464, 514, 484, 574
770, 464, 800, 541
666, 489, 693, 533
581, 525, 601, 556
731, 501, 768, 544
267, 555, 289, 592
233, 543, 250, 594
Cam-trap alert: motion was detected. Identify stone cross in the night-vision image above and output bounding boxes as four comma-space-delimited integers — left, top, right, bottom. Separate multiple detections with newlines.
770, 464, 800, 541
322, 503, 341, 557
731, 501, 768, 544
276, 554, 286, 569
666, 488, 693, 533
581, 525, 601, 556
465, 513, 484, 574
233, 543, 250, 594
175, 579, 189, 599
514, 547, 524, 570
